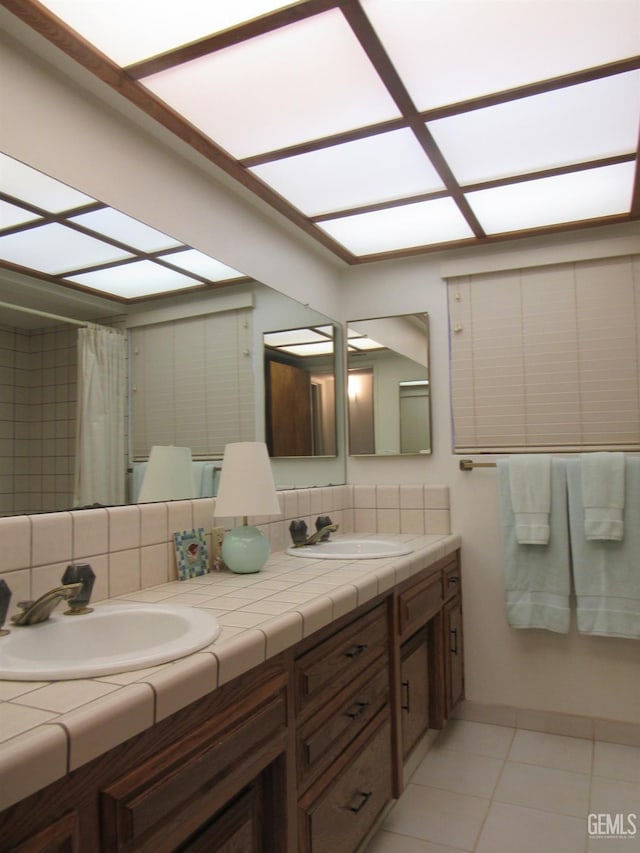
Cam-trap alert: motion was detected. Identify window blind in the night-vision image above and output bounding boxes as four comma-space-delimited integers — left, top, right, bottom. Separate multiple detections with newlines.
130, 308, 254, 458
448, 255, 640, 452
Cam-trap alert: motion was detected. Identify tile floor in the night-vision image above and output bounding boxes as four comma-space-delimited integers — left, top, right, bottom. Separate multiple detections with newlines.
365, 720, 640, 853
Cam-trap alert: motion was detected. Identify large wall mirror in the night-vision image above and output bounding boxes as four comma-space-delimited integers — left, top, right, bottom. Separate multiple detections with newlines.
347, 313, 431, 456
0, 153, 345, 516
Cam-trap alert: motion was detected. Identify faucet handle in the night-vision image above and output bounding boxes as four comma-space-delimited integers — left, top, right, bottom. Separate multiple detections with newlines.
61, 564, 95, 615
0, 579, 11, 636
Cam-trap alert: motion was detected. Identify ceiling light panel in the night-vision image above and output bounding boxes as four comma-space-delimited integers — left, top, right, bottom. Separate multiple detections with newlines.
143, 9, 401, 159
427, 72, 640, 185
250, 129, 445, 215
167, 249, 244, 281
265, 328, 328, 347
318, 197, 475, 256
278, 341, 335, 356
362, 0, 640, 111
0, 223, 132, 274
39, 0, 298, 66
466, 162, 636, 234
66, 260, 201, 299
0, 200, 41, 230
0, 153, 94, 212
69, 208, 183, 252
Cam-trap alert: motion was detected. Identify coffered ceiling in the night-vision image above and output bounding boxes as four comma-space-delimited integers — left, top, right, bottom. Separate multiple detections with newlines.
2, 0, 640, 268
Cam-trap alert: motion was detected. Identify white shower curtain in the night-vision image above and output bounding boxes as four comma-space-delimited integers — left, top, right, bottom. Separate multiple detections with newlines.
73, 326, 127, 507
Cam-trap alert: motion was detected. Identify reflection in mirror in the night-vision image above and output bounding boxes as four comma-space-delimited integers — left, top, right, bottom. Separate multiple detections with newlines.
347, 313, 431, 456
0, 154, 345, 515
264, 324, 337, 457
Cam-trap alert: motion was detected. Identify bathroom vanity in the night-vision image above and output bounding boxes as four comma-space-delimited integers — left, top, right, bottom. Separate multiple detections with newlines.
0, 536, 462, 852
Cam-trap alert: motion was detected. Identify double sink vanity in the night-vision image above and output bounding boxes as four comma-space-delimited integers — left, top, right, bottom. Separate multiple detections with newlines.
0, 532, 462, 852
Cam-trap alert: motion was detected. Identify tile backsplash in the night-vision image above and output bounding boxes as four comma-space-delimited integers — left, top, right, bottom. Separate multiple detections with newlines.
0, 483, 449, 621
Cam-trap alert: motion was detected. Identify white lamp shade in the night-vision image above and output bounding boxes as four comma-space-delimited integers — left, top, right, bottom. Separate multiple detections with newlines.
137, 446, 197, 502
215, 442, 281, 518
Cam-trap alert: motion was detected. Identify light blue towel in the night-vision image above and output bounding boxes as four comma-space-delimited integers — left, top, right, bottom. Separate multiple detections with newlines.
508, 454, 552, 544
567, 457, 640, 639
498, 458, 571, 633
581, 452, 625, 541
200, 463, 221, 498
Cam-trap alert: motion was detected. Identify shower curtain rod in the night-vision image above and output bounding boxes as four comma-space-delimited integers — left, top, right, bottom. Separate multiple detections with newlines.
0, 300, 113, 330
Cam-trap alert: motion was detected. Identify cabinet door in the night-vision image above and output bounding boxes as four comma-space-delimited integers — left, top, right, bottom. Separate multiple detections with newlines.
400, 627, 430, 759
444, 597, 464, 715
176, 785, 259, 853
8, 812, 79, 853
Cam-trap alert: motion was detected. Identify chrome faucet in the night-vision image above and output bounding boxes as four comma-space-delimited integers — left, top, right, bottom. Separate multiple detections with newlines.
11, 582, 84, 626
292, 523, 340, 547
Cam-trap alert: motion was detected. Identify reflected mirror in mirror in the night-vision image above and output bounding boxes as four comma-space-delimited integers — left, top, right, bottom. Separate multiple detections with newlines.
264, 324, 337, 457
347, 313, 431, 456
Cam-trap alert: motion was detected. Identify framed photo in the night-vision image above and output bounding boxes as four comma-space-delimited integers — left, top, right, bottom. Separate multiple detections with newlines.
173, 528, 209, 580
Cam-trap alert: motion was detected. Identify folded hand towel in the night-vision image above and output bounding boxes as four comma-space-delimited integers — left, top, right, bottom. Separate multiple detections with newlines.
498, 458, 570, 633
508, 455, 552, 545
581, 452, 625, 541
567, 457, 640, 639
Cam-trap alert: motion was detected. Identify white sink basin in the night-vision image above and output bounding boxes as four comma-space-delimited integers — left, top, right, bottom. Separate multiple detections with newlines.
0, 603, 221, 681
286, 538, 412, 560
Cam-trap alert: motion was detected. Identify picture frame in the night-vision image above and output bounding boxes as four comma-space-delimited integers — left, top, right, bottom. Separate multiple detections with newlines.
173, 528, 209, 580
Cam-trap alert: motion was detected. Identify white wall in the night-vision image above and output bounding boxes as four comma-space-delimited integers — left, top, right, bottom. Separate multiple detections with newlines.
342, 232, 640, 725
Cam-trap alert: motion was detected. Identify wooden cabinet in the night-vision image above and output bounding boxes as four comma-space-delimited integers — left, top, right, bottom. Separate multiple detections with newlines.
0, 547, 463, 853
399, 626, 430, 759
295, 602, 393, 853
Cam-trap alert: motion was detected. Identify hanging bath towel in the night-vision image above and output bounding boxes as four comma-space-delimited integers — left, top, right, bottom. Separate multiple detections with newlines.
567, 457, 640, 639
581, 451, 625, 541
497, 458, 570, 633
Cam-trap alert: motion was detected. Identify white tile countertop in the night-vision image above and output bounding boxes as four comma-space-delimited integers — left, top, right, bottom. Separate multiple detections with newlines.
0, 532, 460, 811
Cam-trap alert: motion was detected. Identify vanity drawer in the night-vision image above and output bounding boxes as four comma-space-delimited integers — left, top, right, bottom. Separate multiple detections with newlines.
301, 714, 392, 853
398, 571, 442, 637
442, 557, 462, 603
295, 603, 388, 715
297, 663, 389, 790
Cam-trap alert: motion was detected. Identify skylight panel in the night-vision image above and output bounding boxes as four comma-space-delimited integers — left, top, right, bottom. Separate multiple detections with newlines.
0, 223, 132, 274
0, 199, 41, 230
317, 198, 474, 256
465, 162, 635, 234
427, 72, 640, 185
167, 249, 244, 281
0, 153, 93, 212
144, 9, 401, 159
39, 1, 298, 66
250, 129, 445, 216
66, 260, 201, 299
362, 0, 640, 110
69, 208, 182, 252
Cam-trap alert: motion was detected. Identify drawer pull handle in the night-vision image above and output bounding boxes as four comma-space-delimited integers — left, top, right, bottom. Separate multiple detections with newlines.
345, 700, 369, 720
401, 679, 411, 712
450, 627, 458, 655
448, 575, 460, 585
347, 790, 373, 813
344, 642, 368, 659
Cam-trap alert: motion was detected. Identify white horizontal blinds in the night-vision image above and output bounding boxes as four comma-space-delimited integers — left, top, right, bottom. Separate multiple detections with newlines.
130, 308, 254, 457
448, 255, 640, 452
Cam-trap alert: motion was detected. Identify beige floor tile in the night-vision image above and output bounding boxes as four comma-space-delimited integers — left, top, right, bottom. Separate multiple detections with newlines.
508, 728, 593, 774
433, 720, 515, 759
365, 829, 465, 852
383, 784, 489, 850
412, 748, 504, 799
594, 741, 640, 784
476, 801, 585, 853
493, 761, 590, 818
590, 775, 640, 817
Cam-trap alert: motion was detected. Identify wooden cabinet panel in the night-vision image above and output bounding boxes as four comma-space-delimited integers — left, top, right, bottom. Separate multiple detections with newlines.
101, 691, 287, 852
398, 572, 442, 638
442, 560, 461, 603
400, 627, 430, 759
444, 597, 464, 715
301, 716, 392, 853
8, 811, 79, 853
295, 603, 388, 716
298, 664, 388, 790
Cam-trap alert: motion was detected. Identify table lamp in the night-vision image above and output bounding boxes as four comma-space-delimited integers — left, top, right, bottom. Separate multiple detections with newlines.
214, 442, 281, 573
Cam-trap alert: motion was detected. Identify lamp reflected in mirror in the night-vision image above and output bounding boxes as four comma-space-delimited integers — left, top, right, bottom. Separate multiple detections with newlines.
347, 313, 431, 456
